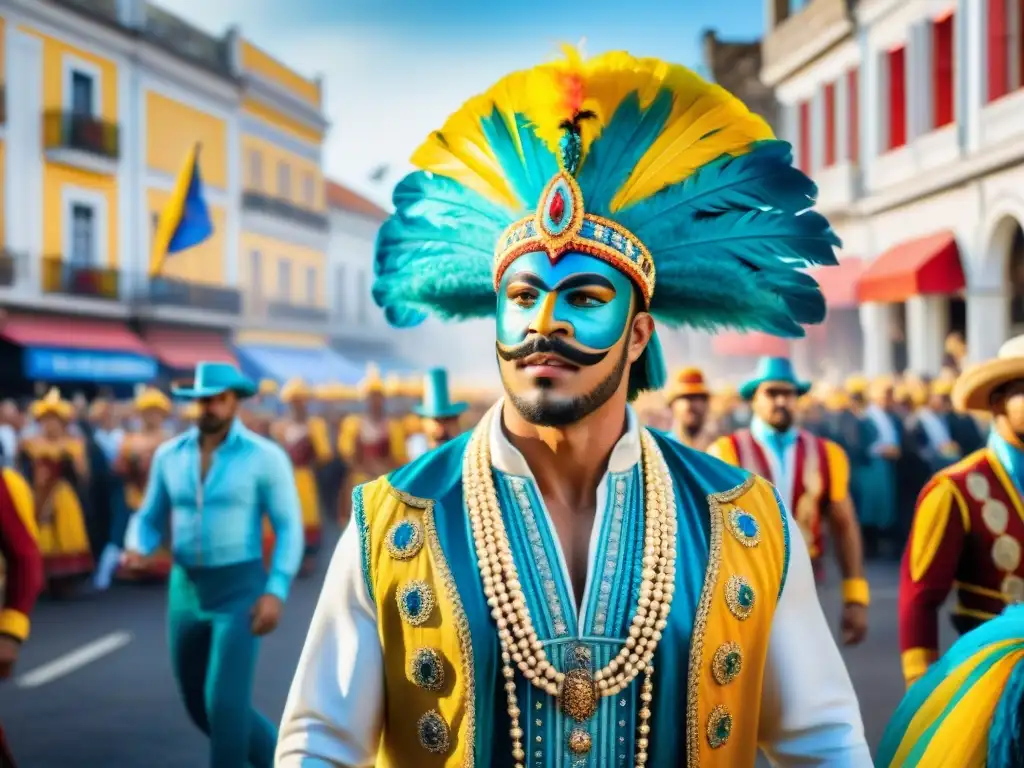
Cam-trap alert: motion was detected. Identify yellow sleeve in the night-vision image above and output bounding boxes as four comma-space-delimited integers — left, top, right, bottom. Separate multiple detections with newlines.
338, 415, 360, 460
824, 440, 851, 503
2, 468, 37, 540
308, 417, 333, 464
909, 478, 968, 583
389, 420, 408, 465
707, 436, 739, 466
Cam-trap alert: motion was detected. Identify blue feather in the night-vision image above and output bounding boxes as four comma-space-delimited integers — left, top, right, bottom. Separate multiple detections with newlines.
577, 90, 673, 216
515, 113, 560, 195
392, 171, 512, 228
480, 108, 550, 212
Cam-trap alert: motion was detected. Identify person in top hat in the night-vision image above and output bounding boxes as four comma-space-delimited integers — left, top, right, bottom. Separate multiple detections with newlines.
278, 50, 869, 767
122, 361, 302, 768
269, 378, 333, 576
99, 388, 174, 589
413, 367, 468, 451
710, 357, 869, 644
897, 335, 1024, 688
18, 388, 92, 594
666, 367, 716, 450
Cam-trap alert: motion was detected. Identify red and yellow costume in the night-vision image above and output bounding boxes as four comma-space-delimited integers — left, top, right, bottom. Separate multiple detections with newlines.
20, 389, 92, 583
113, 388, 173, 580
898, 442, 1024, 684
710, 429, 850, 575
0, 466, 43, 645
267, 379, 332, 566
337, 365, 407, 526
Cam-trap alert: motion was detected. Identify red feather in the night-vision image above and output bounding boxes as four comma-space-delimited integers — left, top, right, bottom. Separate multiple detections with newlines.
558, 72, 585, 117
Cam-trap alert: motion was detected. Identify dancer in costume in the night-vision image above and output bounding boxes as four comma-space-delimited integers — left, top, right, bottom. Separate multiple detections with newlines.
99, 387, 174, 587
336, 365, 407, 526
277, 49, 869, 766
898, 335, 1024, 687
878, 603, 1024, 767
0, 463, 43, 768
668, 367, 717, 450
19, 388, 92, 592
414, 368, 469, 451
269, 379, 332, 575
122, 362, 302, 768
709, 357, 869, 640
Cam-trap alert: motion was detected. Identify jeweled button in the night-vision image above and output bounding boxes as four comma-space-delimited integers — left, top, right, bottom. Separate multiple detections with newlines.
417, 709, 450, 753
727, 508, 760, 547
568, 728, 592, 755
725, 575, 755, 620
706, 704, 732, 749
385, 519, 424, 560
711, 642, 743, 685
397, 581, 436, 626
407, 647, 445, 691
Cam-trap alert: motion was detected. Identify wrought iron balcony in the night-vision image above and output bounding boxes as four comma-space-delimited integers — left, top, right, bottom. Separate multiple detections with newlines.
43, 110, 120, 160
266, 300, 329, 323
147, 277, 242, 315
42, 258, 120, 300
241, 191, 329, 231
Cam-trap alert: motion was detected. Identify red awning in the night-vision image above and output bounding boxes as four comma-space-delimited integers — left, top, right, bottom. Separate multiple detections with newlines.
141, 327, 237, 370
0, 314, 150, 355
855, 231, 965, 304
712, 331, 790, 357
808, 257, 867, 309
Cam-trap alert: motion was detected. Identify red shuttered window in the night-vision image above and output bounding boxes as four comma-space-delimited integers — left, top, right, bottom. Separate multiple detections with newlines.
847, 68, 859, 163
798, 100, 811, 173
990, 0, 1009, 101
823, 82, 836, 167
888, 46, 907, 150
933, 14, 955, 128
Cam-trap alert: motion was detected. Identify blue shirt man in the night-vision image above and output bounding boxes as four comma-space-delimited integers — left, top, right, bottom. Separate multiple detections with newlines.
124, 362, 302, 768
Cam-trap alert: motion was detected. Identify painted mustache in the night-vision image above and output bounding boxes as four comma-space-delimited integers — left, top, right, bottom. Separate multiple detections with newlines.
496, 335, 608, 367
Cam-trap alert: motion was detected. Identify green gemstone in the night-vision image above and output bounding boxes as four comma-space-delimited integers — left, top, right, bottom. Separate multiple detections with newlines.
725, 653, 740, 673
738, 585, 753, 607
716, 716, 732, 739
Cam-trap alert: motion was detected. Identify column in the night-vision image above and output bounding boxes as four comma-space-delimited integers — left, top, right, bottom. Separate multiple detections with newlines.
905, 295, 948, 374
966, 288, 1010, 363
117, 56, 139, 296
960, 0, 986, 152
859, 302, 894, 376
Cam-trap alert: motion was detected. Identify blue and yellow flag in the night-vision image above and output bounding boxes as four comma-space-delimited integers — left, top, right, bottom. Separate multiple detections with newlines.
149, 143, 214, 277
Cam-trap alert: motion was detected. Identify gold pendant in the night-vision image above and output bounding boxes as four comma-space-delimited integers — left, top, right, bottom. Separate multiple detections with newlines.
559, 667, 598, 721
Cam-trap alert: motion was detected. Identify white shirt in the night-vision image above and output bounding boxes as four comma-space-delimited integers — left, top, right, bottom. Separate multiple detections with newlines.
275, 403, 871, 767
865, 405, 899, 456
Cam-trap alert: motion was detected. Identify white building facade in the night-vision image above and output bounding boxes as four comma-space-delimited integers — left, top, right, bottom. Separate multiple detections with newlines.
764, 0, 1024, 377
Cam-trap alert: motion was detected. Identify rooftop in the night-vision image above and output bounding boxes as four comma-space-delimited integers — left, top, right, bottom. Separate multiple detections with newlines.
326, 181, 389, 222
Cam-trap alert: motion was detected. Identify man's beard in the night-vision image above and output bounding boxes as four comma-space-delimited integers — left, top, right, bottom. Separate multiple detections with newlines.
502, 340, 628, 427
768, 409, 794, 432
197, 413, 230, 434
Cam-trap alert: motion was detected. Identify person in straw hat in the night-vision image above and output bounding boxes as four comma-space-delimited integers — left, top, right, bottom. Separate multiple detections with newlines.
269, 378, 333, 576
710, 356, 869, 644
18, 388, 92, 595
121, 361, 302, 768
278, 47, 868, 766
897, 335, 1024, 688
666, 367, 717, 450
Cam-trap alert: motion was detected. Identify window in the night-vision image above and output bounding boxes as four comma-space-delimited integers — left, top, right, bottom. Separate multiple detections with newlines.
847, 68, 860, 163
248, 149, 263, 189
70, 70, 95, 116
70, 203, 95, 265
305, 266, 317, 304
823, 82, 836, 168
277, 162, 291, 198
334, 265, 345, 319
886, 46, 907, 151
356, 269, 367, 323
250, 250, 263, 298
302, 172, 316, 207
277, 258, 292, 300
989, 0, 1010, 101
933, 13, 955, 129
797, 100, 811, 173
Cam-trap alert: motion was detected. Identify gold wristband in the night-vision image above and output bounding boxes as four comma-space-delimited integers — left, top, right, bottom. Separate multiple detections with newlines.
842, 578, 870, 606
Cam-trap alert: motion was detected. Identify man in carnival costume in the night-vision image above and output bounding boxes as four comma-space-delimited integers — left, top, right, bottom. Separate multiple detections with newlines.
277, 49, 869, 766
897, 335, 1024, 688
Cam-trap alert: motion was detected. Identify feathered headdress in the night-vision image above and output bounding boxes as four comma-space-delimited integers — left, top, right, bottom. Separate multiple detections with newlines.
375, 48, 839, 393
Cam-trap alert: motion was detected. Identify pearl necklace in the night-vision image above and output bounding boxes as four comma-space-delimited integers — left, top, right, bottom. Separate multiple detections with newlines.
463, 408, 678, 766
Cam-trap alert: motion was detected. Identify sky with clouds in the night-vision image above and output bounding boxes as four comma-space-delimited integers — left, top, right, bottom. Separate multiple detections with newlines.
161, 0, 764, 207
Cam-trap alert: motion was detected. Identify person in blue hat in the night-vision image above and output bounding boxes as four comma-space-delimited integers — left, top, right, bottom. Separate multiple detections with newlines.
122, 361, 302, 768
413, 368, 469, 450
710, 356, 869, 642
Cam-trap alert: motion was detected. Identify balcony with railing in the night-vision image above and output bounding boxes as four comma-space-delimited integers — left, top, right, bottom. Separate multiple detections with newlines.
267, 300, 329, 323
42, 258, 120, 301
43, 111, 120, 174
241, 191, 329, 231
245, 292, 329, 330
145, 277, 243, 315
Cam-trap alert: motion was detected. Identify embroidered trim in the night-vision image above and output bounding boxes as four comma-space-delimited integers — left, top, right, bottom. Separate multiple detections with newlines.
417, 709, 451, 753
397, 581, 436, 626
591, 472, 631, 636
686, 474, 754, 768
353, 484, 373, 602
408, 647, 445, 691
771, 486, 792, 599
390, 487, 476, 768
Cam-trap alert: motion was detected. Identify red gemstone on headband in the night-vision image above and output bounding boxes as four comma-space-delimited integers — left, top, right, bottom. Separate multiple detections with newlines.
549, 190, 566, 224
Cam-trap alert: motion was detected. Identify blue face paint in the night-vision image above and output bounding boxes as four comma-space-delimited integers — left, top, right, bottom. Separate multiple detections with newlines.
496, 250, 635, 351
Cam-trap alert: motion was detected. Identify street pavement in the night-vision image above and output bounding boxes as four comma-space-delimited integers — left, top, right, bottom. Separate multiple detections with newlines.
0, 530, 942, 767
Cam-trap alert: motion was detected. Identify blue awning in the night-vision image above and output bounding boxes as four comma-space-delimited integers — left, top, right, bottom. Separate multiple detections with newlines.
234, 344, 364, 385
